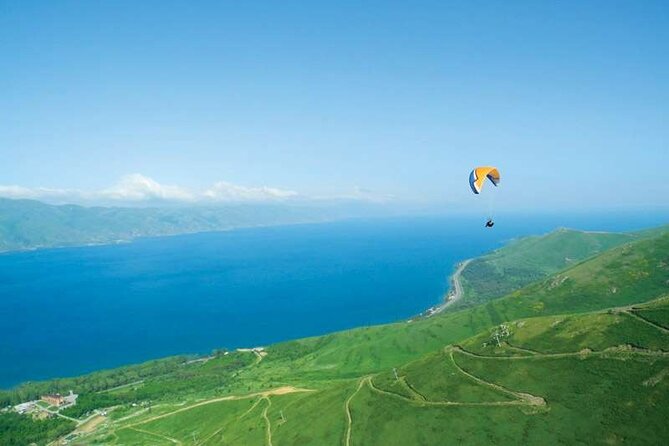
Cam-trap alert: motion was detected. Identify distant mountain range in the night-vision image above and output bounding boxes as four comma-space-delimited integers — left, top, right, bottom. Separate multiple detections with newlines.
0, 198, 395, 252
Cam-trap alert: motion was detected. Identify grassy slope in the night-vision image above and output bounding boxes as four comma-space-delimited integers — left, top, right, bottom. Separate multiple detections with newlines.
458, 228, 639, 307
353, 346, 667, 445
58, 230, 669, 445
80, 298, 669, 446
452, 351, 668, 445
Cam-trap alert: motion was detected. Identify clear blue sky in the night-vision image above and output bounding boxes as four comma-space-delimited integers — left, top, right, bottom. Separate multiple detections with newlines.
1, 1, 667, 210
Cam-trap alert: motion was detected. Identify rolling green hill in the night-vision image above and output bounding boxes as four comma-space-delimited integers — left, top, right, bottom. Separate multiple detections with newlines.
2, 227, 668, 445
457, 228, 640, 307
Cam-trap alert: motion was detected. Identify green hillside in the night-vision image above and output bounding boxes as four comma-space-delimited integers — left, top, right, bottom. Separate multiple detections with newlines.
458, 228, 639, 307
2, 228, 668, 445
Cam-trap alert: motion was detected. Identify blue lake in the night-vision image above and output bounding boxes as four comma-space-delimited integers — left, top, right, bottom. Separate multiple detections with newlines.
0, 212, 667, 388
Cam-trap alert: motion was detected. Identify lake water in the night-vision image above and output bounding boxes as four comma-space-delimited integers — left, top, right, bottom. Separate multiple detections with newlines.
0, 211, 667, 388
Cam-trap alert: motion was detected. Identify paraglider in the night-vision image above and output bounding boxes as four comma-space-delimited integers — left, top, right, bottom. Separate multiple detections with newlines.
469, 166, 500, 228
469, 166, 500, 194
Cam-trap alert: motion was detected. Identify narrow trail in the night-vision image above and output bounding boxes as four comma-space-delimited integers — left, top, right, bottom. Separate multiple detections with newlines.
448, 350, 546, 406
114, 407, 149, 423
200, 426, 225, 445
239, 397, 263, 420
344, 377, 367, 446
73, 414, 106, 434
114, 402, 188, 424
451, 345, 669, 361
199, 397, 263, 445
262, 397, 273, 446
54, 412, 79, 423
367, 377, 530, 407
625, 310, 669, 334
399, 377, 427, 401
128, 426, 182, 445
502, 342, 541, 356
122, 386, 312, 429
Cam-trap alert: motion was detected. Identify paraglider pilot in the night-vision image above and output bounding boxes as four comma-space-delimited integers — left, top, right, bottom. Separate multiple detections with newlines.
469, 166, 501, 229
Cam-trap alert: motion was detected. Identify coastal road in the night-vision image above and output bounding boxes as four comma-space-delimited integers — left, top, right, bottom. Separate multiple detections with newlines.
434, 259, 472, 313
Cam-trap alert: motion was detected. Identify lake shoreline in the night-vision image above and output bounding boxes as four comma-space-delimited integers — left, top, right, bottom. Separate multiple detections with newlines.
415, 258, 472, 319
4, 214, 665, 388
2, 217, 503, 388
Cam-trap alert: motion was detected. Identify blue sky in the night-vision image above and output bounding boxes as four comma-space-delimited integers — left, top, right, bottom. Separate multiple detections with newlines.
0, 1, 667, 210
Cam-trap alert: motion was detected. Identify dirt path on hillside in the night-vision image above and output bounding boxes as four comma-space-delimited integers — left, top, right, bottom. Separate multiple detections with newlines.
198, 397, 264, 445
128, 426, 181, 445
625, 310, 669, 334
367, 375, 537, 407
399, 377, 427, 401
502, 342, 541, 356
122, 386, 313, 429
239, 397, 263, 419
74, 414, 106, 434
344, 377, 367, 446
449, 350, 546, 406
450, 345, 669, 361
262, 397, 273, 446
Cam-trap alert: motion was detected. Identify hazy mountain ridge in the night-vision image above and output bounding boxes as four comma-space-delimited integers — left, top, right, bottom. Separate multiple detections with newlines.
0, 198, 393, 252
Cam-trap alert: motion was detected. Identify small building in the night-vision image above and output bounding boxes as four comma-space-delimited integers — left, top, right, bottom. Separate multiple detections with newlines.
42, 393, 65, 406
41, 390, 77, 408
62, 390, 78, 406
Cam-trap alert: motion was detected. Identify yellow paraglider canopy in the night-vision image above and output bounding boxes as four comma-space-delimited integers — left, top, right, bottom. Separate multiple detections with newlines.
469, 166, 500, 194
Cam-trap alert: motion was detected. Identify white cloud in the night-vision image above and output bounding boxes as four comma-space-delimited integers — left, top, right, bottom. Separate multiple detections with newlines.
0, 174, 300, 205
0, 174, 398, 207
204, 181, 298, 202
0, 185, 77, 201
100, 174, 195, 202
